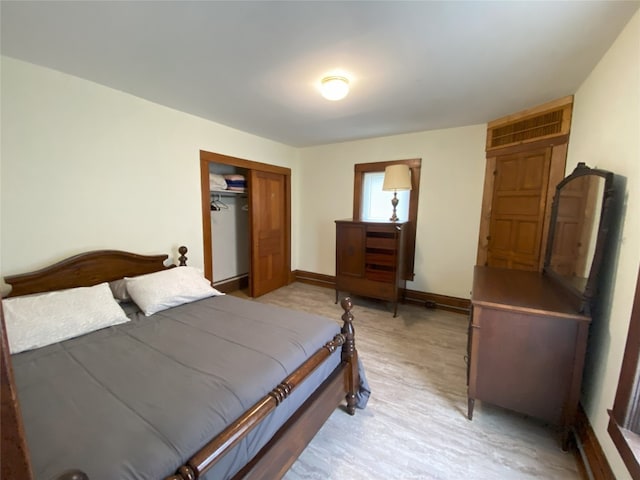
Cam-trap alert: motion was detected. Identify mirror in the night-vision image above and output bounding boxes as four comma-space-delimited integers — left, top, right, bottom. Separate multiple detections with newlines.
544, 163, 614, 314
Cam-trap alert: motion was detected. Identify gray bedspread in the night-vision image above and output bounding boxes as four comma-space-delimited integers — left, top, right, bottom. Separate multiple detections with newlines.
12, 295, 351, 480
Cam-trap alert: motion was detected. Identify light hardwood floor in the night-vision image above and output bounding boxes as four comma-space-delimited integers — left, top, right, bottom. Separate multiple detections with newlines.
237, 282, 582, 480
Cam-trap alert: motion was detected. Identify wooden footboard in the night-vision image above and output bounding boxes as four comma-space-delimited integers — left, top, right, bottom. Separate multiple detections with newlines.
1, 247, 360, 480
166, 297, 359, 480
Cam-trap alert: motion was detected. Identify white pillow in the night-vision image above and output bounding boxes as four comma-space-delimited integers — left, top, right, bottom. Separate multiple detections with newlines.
125, 267, 223, 316
3, 282, 129, 354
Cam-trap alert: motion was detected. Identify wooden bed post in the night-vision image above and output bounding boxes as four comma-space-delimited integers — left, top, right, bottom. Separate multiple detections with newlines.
340, 297, 359, 415
1, 301, 35, 480
178, 246, 188, 266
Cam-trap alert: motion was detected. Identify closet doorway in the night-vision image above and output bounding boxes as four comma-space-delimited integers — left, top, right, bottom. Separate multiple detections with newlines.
200, 150, 291, 297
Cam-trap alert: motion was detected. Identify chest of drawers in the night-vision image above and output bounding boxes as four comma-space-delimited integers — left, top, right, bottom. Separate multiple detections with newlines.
335, 220, 407, 317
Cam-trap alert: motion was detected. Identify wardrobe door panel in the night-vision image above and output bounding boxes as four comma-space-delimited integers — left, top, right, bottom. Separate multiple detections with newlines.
249, 170, 290, 297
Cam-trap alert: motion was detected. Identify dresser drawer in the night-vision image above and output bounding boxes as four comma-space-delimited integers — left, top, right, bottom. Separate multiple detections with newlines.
366, 236, 396, 249
336, 275, 395, 300
365, 252, 396, 266
365, 267, 394, 283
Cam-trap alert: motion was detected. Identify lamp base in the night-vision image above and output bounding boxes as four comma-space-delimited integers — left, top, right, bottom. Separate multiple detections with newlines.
390, 192, 399, 222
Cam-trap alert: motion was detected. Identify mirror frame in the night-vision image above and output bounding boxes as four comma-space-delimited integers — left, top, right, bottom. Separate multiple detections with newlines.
543, 162, 615, 315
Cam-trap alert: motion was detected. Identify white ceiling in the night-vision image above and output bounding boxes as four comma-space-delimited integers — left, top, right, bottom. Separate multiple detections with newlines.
1, 1, 638, 147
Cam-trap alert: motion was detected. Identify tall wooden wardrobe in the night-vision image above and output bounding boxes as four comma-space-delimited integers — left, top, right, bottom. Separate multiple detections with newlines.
200, 150, 291, 297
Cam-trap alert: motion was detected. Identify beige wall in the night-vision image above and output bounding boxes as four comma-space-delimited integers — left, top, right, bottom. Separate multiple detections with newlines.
0, 57, 299, 279
297, 125, 486, 298
566, 10, 640, 479
1, 56, 487, 300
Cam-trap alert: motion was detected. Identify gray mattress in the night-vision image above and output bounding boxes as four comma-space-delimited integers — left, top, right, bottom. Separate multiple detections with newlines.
12, 295, 343, 480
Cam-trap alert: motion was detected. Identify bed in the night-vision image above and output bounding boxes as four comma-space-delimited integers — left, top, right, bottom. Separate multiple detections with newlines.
0, 246, 364, 480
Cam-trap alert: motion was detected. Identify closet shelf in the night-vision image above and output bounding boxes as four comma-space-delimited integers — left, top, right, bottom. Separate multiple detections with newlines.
210, 189, 247, 198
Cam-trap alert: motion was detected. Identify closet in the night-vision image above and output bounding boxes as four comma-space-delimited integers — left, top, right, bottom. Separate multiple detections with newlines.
200, 150, 291, 297
209, 163, 250, 289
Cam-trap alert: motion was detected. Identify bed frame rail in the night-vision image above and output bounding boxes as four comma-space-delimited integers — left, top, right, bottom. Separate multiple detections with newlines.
166, 297, 358, 480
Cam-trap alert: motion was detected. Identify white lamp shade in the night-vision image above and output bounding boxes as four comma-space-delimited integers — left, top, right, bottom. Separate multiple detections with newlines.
382, 164, 412, 191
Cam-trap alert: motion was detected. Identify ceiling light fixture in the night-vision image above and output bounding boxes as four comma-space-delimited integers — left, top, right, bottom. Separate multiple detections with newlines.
320, 75, 349, 101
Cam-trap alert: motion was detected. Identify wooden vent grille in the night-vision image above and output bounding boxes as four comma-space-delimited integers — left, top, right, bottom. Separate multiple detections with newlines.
490, 110, 563, 148
486, 96, 573, 152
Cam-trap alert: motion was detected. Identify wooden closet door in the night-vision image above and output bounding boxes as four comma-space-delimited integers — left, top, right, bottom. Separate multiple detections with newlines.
249, 170, 290, 297
486, 148, 552, 270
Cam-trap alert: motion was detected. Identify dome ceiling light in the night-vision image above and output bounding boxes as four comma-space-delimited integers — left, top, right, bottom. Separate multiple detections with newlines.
320, 75, 350, 101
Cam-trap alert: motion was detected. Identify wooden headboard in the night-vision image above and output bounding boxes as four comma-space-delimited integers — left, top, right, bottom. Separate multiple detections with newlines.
1, 245, 188, 480
4, 246, 188, 297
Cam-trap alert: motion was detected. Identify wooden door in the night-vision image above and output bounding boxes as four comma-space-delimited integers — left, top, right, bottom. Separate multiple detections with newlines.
486, 148, 552, 270
477, 97, 572, 271
249, 170, 290, 297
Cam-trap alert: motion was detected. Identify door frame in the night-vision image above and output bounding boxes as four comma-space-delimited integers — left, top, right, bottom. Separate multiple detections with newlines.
200, 150, 291, 285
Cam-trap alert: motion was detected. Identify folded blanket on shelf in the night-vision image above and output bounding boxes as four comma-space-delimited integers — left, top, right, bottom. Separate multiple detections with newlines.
209, 173, 227, 191
224, 174, 247, 192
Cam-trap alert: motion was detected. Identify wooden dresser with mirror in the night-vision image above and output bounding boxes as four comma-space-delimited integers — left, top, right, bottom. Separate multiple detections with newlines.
467, 163, 615, 448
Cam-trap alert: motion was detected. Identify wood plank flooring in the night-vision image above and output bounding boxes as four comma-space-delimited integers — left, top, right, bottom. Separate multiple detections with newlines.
236, 283, 582, 480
